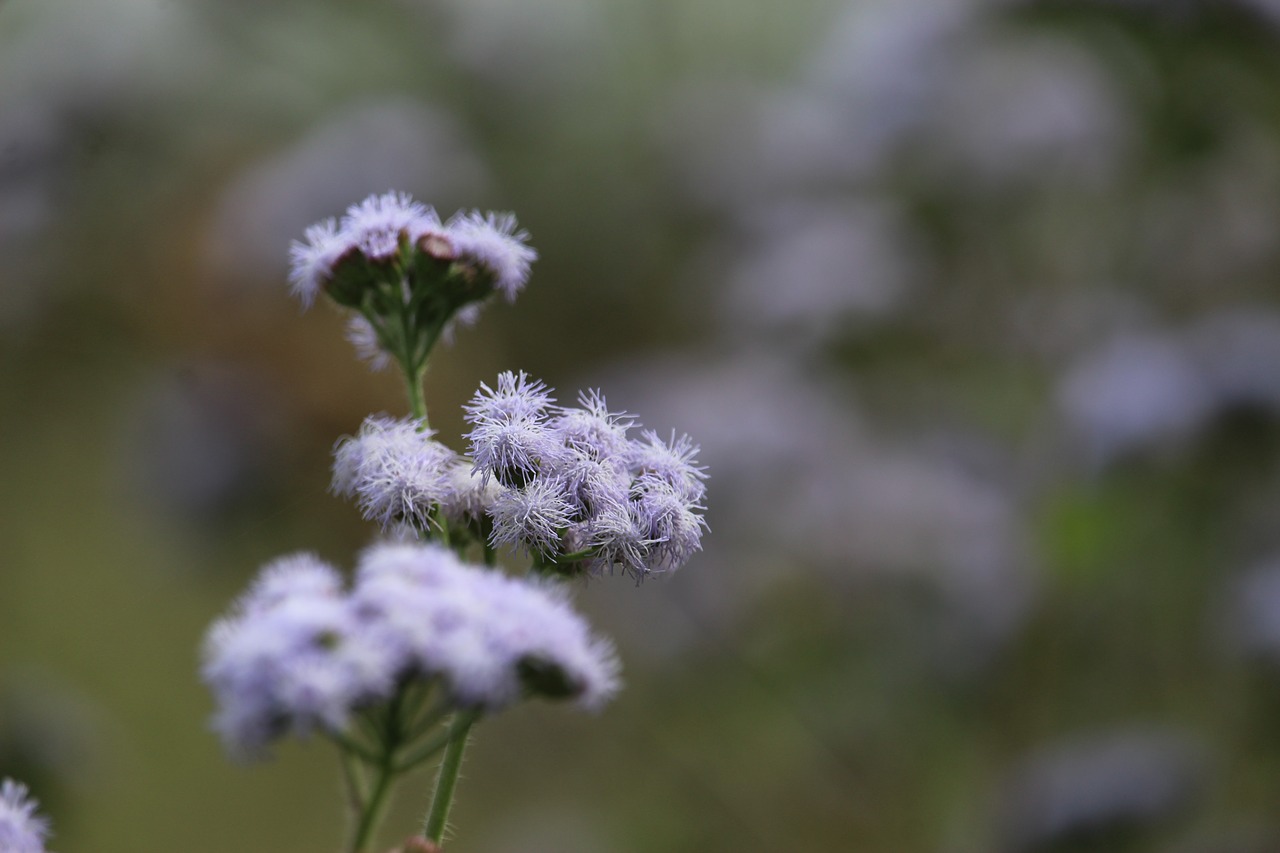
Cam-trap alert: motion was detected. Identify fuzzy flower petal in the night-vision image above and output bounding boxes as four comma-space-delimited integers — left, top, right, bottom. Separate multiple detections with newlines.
627, 430, 708, 503
344, 315, 392, 371
287, 218, 346, 308
490, 475, 574, 557
332, 416, 459, 530
447, 210, 537, 300
201, 555, 399, 759
340, 191, 440, 261
0, 779, 50, 853
352, 543, 620, 710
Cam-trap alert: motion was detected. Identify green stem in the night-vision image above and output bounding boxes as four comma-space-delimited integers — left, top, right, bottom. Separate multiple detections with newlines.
349, 760, 395, 853
394, 725, 458, 774
328, 729, 383, 765
404, 362, 428, 422
423, 712, 479, 844
340, 749, 367, 816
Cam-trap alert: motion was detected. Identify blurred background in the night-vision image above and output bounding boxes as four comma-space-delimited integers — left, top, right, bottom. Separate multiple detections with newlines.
6, 0, 1280, 851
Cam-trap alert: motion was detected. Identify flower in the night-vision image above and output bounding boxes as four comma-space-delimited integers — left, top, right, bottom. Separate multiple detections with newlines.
466, 373, 708, 576
202, 544, 621, 757
447, 210, 537, 300
439, 458, 503, 527
287, 193, 536, 316
339, 191, 440, 262
352, 543, 620, 710
0, 779, 50, 853
464, 371, 561, 488
332, 416, 459, 530
201, 553, 397, 758
490, 475, 575, 555
344, 315, 392, 371
287, 218, 345, 308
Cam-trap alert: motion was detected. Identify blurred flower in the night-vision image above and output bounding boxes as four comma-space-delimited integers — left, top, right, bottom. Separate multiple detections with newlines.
350, 543, 620, 710
205, 98, 486, 288
405, 0, 609, 93
1057, 331, 1215, 463
922, 34, 1131, 187
447, 211, 538, 301
203, 543, 620, 758
203, 551, 392, 758
997, 728, 1206, 852
1225, 559, 1280, 663
714, 199, 920, 344
120, 362, 291, 525
0, 778, 51, 853
1188, 309, 1280, 414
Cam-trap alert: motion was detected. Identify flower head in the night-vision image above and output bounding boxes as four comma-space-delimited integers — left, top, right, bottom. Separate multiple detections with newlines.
287, 218, 345, 308
340, 191, 440, 262
332, 416, 458, 530
465, 372, 561, 487
627, 430, 708, 503
490, 475, 574, 556
351, 543, 620, 710
466, 373, 708, 576
439, 458, 503, 526
202, 553, 398, 758
0, 779, 50, 853
550, 390, 635, 463
447, 210, 537, 300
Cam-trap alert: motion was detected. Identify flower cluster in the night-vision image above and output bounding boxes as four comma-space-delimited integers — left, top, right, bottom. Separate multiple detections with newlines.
328, 372, 708, 577
0, 778, 50, 853
201, 189, 706, 851
466, 371, 708, 577
201, 543, 619, 757
287, 192, 536, 375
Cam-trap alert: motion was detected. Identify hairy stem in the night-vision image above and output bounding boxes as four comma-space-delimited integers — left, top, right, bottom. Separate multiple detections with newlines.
423, 712, 479, 844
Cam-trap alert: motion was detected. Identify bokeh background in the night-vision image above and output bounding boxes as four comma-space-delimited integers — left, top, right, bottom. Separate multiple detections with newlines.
7, 0, 1280, 851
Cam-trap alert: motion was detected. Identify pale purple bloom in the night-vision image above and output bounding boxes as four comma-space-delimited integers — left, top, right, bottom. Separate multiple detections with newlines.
332, 416, 459, 530
447, 210, 537, 300
555, 453, 630, 521
287, 194, 536, 334
241, 552, 345, 614
465, 370, 556, 422
490, 475, 575, 555
287, 218, 345, 308
351, 543, 620, 710
339, 190, 441, 261
627, 430, 707, 503
576, 502, 654, 576
204, 544, 618, 757
550, 390, 634, 462
466, 373, 708, 575
201, 553, 398, 758
465, 371, 561, 487
0, 779, 50, 853
439, 458, 503, 526
631, 476, 707, 571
